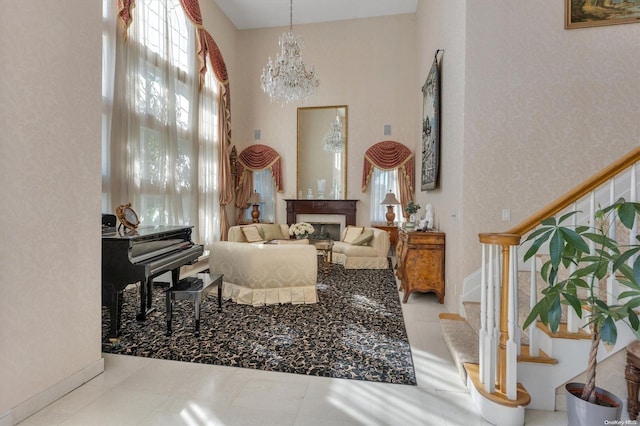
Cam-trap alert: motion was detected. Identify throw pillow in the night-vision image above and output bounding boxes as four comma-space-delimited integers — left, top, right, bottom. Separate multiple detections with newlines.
241, 225, 263, 243
342, 226, 364, 243
351, 229, 374, 246
261, 224, 285, 241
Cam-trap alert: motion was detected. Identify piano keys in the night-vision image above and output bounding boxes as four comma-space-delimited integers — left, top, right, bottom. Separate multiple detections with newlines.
102, 225, 203, 339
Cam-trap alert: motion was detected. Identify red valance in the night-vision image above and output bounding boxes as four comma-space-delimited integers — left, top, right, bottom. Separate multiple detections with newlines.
362, 141, 415, 219
203, 31, 230, 110
178, 0, 231, 112
237, 144, 283, 192
117, 0, 135, 41
362, 141, 414, 192
179, 0, 202, 24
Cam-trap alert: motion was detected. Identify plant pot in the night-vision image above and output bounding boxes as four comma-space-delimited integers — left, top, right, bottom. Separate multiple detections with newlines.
565, 382, 622, 426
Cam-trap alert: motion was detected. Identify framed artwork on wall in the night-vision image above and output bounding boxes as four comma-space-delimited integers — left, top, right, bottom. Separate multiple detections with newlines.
566, 0, 640, 29
421, 50, 442, 191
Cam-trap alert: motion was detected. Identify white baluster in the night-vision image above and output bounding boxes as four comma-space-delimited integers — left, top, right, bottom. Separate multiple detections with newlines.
479, 244, 487, 382
511, 246, 521, 355
631, 163, 637, 202
493, 246, 501, 388
608, 179, 617, 305
630, 164, 638, 282
529, 251, 539, 357
567, 201, 581, 333
483, 244, 497, 393
506, 245, 518, 399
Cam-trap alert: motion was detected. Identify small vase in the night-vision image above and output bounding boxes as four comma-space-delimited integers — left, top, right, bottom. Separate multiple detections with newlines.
296, 234, 308, 239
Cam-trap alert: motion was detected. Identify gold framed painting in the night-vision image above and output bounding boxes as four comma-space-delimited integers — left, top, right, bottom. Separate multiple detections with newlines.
566, 0, 640, 29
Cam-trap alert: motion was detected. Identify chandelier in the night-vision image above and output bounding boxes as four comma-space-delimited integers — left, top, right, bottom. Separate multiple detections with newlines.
260, 0, 319, 105
323, 116, 344, 153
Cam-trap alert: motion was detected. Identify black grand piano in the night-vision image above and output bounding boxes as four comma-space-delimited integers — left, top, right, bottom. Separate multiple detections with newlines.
102, 225, 204, 339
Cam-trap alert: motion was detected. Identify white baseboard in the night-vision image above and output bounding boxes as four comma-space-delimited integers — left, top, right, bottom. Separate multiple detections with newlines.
2, 358, 104, 426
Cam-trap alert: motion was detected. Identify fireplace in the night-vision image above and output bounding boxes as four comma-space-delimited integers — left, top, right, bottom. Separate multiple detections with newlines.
284, 199, 358, 226
309, 223, 341, 241
285, 199, 358, 241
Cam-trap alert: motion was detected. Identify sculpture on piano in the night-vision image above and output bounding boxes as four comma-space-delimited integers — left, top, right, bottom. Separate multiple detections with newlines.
115, 203, 140, 232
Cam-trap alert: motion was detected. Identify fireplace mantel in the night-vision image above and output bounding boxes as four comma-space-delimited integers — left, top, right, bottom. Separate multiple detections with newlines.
284, 199, 358, 226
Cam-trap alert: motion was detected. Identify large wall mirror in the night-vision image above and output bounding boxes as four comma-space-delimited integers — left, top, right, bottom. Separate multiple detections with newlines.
297, 105, 348, 199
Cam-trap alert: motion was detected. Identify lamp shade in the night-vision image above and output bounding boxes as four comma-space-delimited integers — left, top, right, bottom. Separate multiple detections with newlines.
248, 191, 263, 204
381, 191, 400, 205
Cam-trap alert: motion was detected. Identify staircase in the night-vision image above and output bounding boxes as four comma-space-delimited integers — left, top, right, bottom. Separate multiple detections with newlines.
440, 147, 640, 425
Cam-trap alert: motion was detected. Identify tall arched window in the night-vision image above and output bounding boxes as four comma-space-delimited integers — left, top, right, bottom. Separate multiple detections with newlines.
362, 141, 415, 224
102, 0, 224, 245
235, 145, 283, 225
370, 168, 401, 224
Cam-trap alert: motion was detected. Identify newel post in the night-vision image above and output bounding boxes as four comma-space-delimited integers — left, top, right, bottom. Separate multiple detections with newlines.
478, 233, 521, 396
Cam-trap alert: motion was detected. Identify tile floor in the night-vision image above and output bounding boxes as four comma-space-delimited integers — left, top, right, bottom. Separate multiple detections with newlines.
18, 275, 567, 425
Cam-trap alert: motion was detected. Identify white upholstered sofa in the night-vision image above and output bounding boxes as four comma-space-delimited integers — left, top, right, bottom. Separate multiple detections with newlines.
225, 223, 390, 270
227, 223, 290, 243
331, 226, 391, 269
209, 241, 318, 306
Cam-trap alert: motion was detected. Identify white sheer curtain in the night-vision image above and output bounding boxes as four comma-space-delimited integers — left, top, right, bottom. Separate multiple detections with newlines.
197, 57, 221, 245
370, 167, 400, 224
242, 169, 275, 223
102, 0, 220, 244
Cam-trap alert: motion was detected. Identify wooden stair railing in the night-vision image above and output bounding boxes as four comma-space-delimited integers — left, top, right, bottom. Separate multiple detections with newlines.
476, 146, 640, 405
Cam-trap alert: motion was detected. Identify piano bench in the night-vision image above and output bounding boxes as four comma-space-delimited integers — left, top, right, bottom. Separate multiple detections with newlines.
165, 273, 223, 337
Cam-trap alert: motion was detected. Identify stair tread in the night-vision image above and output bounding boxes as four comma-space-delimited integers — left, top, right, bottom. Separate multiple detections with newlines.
518, 345, 558, 364
438, 312, 465, 321
536, 322, 591, 339
464, 363, 531, 407
440, 317, 479, 384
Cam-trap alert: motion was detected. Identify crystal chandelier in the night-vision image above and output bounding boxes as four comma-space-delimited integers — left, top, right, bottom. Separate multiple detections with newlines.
323, 116, 344, 153
260, 0, 319, 105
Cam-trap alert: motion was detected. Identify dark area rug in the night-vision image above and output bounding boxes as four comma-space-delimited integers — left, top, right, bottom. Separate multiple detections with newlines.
102, 260, 417, 385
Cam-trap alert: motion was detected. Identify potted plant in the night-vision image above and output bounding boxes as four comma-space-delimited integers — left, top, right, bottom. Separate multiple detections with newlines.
404, 200, 421, 228
522, 199, 640, 425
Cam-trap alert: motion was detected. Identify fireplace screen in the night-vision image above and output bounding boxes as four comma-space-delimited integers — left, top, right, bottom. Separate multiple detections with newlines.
309, 223, 341, 241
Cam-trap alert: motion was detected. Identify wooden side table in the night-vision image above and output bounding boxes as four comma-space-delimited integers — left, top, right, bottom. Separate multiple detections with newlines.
396, 229, 445, 303
313, 240, 334, 273
626, 340, 640, 420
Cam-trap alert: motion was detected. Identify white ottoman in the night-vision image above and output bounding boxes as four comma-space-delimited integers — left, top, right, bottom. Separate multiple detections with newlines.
209, 241, 318, 306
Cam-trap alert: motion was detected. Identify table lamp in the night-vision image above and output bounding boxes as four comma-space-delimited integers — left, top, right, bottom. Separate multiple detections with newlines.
381, 191, 400, 225
247, 190, 263, 223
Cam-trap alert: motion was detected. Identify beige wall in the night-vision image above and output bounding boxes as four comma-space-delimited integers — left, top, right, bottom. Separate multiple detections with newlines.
234, 15, 418, 225
461, 1, 640, 284
0, 0, 102, 420
4, 0, 639, 420
0, 1, 239, 422
415, 1, 467, 312
222, 1, 639, 315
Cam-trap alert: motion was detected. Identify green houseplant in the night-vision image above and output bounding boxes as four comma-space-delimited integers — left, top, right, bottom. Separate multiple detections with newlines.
522, 199, 640, 422
404, 200, 421, 228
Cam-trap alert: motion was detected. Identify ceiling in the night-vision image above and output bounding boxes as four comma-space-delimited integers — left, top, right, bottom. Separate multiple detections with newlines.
213, 0, 418, 30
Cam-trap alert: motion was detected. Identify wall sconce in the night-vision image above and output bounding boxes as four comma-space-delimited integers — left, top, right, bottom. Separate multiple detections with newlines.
381, 190, 400, 225
247, 190, 263, 223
